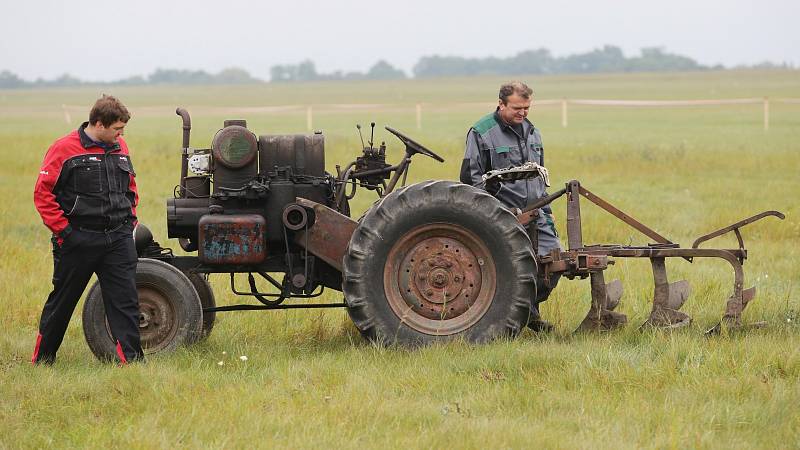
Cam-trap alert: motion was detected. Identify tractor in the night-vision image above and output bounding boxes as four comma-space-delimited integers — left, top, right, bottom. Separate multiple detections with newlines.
80, 108, 784, 360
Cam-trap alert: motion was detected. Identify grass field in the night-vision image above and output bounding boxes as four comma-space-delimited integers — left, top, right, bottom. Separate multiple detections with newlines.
1, 70, 799, 449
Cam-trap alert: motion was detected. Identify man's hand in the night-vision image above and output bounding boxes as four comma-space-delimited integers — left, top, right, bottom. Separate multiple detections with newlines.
55, 225, 73, 247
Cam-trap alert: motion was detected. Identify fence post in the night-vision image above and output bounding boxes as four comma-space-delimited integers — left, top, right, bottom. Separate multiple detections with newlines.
763, 97, 769, 131
416, 103, 422, 130
561, 99, 568, 128
62, 104, 71, 125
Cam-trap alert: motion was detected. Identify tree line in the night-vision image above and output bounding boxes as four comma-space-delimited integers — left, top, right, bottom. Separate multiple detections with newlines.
0, 68, 260, 89
1, 46, 793, 88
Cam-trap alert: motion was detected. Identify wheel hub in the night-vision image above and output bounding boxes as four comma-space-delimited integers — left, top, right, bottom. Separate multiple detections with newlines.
139, 310, 151, 328
107, 285, 178, 353
137, 286, 177, 351
403, 242, 478, 318
385, 223, 496, 335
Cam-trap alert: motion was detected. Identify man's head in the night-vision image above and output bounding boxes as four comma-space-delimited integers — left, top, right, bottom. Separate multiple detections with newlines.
497, 81, 533, 125
87, 95, 130, 144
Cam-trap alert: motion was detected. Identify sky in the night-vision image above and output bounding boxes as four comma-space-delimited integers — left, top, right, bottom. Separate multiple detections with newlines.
0, 0, 797, 82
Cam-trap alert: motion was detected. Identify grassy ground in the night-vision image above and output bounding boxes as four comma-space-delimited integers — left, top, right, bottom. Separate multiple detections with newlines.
1, 70, 798, 449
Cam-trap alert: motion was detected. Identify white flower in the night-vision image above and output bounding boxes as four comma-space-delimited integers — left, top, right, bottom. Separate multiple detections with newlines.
239, 355, 248, 361
217, 361, 224, 366
222, 351, 227, 355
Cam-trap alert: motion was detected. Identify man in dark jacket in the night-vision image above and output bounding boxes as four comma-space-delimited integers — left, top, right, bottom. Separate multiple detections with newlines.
32, 95, 143, 364
460, 81, 561, 331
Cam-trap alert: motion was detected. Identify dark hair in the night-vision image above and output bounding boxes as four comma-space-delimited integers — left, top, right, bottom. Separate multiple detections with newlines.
89, 95, 130, 127
499, 81, 533, 104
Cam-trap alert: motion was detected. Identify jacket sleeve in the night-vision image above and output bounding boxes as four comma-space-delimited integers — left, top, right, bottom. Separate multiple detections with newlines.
460, 129, 487, 186
33, 143, 69, 235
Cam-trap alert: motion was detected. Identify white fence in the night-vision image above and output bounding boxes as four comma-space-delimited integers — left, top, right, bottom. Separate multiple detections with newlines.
60, 97, 800, 131
304, 97, 798, 131
549, 97, 800, 130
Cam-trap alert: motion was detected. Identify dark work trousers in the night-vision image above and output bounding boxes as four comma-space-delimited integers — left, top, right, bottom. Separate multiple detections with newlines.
534, 271, 561, 314
526, 220, 561, 315
32, 224, 143, 364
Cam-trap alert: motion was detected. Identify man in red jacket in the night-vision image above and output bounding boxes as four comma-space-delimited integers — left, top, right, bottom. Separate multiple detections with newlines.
32, 95, 144, 364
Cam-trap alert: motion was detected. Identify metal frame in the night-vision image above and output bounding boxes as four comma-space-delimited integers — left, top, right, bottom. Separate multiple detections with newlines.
519, 179, 784, 333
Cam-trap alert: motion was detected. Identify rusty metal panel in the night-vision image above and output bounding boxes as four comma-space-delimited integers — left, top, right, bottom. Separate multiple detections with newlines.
198, 214, 266, 264
293, 198, 357, 271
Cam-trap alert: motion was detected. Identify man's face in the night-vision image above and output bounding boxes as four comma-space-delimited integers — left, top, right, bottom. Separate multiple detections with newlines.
93, 120, 126, 144
498, 93, 531, 125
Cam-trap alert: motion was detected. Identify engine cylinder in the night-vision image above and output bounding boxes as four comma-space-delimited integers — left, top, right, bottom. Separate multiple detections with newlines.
167, 197, 212, 240
212, 125, 258, 193
259, 134, 324, 176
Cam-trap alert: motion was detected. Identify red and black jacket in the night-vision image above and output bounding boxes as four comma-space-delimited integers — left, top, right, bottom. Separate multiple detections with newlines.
34, 122, 138, 237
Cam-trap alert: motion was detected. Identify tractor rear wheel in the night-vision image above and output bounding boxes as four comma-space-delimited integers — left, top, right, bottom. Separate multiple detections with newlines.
82, 258, 203, 360
343, 180, 536, 346
184, 271, 216, 338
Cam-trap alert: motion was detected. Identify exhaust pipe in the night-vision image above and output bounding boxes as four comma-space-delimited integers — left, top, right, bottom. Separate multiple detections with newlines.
176, 107, 191, 198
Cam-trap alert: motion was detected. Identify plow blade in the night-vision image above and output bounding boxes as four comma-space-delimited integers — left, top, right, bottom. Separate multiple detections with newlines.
706, 286, 763, 334
642, 257, 692, 329
576, 274, 628, 332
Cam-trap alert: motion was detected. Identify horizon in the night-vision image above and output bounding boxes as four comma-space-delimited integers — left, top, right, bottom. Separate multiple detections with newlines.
2, 47, 795, 87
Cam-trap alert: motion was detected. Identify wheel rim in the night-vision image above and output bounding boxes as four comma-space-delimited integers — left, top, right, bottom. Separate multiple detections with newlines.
105, 283, 178, 353
384, 223, 497, 335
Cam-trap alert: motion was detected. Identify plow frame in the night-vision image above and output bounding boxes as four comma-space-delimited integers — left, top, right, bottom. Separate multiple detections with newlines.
519, 179, 785, 333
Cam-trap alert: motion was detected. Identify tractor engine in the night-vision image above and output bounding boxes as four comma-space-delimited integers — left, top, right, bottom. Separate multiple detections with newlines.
166, 118, 332, 268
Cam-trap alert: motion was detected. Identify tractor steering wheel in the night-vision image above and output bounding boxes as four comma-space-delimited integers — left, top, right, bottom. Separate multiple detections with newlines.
385, 126, 445, 163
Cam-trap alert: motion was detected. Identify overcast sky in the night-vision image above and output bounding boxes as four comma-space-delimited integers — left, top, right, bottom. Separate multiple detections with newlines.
1, 0, 797, 81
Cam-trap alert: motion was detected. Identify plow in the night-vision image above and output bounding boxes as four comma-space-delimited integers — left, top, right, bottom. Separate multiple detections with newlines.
506, 170, 785, 334
79, 108, 785, 359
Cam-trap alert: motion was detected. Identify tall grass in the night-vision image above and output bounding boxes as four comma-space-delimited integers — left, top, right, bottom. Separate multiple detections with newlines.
1, 70, 798, 449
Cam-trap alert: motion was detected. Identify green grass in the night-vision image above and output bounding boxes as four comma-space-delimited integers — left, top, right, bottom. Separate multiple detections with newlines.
1, 70, 799, 449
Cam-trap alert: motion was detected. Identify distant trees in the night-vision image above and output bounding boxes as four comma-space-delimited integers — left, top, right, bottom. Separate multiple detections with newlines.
269, 59, 406, 82
366, 60, 407, 80
627, 47, 704, 72
0, 71, 26, 88
412, 45, 707, 77
146, 67, 261, 84
0, 67, 260, 89
270, 60, 320, 82
0, 46, 792, 89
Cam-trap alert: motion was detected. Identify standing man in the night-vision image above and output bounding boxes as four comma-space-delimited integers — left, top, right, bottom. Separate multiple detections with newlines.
460, 81, 561, 332
32, 95, 143, 364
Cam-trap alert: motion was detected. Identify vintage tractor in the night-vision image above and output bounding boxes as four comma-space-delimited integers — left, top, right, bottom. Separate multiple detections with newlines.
81, 108, 784, 360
